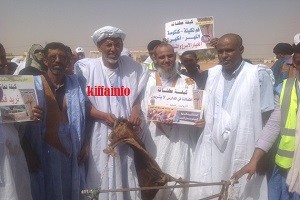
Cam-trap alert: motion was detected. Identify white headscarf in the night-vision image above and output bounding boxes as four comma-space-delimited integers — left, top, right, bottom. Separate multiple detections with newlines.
91, 26, 126, 45
25, 44, 45, 71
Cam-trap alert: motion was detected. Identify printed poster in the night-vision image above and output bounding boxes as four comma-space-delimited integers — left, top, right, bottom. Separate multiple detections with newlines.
0, 75, 38, 123
147, 86, 205, 125
165, 16, 214, 53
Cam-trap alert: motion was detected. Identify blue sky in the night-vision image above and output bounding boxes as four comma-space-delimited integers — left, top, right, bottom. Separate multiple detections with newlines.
1, 0, 299, 58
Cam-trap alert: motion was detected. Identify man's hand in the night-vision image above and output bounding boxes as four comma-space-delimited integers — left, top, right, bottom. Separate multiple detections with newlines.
104, 113, 117, 127
209, 38, 218, 48
32, 105, 43, 122
128, 112, 141, 126
77, 143, 89, 165
231, 148, 265, 181
231, 161, 257, 181
88, 105, 117, 126
129, 100, 142, 126
194, 119, 205, 128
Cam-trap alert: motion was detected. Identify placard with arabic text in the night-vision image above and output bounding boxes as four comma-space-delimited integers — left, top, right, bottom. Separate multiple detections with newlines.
0, 75, 38, 123
165, 16, 214, 53
147, 86, 205, 125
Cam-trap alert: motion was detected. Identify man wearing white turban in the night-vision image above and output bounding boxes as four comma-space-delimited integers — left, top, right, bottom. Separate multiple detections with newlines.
75, 26, 149, 200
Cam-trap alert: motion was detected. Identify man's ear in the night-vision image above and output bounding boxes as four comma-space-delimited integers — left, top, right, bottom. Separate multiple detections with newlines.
153, 55, 157, 64
240, 45, 244, 54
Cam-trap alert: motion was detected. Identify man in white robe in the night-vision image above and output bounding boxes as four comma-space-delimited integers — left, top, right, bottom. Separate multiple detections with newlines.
141, 43, 201, 200
0, 101, 33, 200
189, 33, 275, 200
75, 26, 148, 200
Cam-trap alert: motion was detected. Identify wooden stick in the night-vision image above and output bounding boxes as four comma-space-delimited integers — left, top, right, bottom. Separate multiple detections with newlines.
82, 181, 225, 194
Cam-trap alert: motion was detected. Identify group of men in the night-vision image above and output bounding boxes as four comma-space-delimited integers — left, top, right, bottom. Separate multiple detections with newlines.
0, 26, 300, 200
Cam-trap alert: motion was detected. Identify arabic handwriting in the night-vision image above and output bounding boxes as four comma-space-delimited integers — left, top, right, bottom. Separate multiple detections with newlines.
185, 34, 200, 41
169, 35, 181, 43
0, 96, 7, 102
184, 28, 195, 34
185, 19, 193, 24
1, 84, 18, 90
167, 29, 181, 36
162, 88, 174, 93
174, 21, 183, 25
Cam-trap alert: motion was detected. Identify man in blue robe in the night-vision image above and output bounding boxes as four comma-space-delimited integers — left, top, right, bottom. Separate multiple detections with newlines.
26, 42, 88, 200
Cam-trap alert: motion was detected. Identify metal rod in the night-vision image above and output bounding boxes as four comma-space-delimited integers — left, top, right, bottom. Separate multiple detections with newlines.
82, 181, 225, 195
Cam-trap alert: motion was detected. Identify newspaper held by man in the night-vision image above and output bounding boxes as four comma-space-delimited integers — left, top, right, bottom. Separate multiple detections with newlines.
0, 75, 38, 123
147, 85, 205, 125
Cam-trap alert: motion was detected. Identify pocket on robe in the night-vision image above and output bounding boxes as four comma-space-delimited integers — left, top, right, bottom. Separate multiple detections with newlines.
212, 111, 231, 152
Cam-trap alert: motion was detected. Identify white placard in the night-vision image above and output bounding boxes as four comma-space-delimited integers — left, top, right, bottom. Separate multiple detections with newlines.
0, 75, 38, 123
165, 16, 214, 53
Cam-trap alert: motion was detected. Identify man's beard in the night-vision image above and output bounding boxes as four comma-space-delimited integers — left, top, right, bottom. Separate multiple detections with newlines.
103, 54, 119, 64
157, 66, 177, 79
50, 66, 65, 75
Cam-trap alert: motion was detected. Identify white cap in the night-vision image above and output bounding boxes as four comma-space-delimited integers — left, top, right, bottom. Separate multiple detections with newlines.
91, 26, 126, 45
75, 47, 84, 53
294, 33, 300, 45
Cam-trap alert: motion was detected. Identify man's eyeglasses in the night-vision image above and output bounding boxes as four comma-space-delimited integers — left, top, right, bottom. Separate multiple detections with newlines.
47, 54, 68, 63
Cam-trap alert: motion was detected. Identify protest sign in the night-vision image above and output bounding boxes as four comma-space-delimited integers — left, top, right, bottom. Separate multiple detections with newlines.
0, 75, 38, 123
165, 16, 214, 53
147, 85, 205, 125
